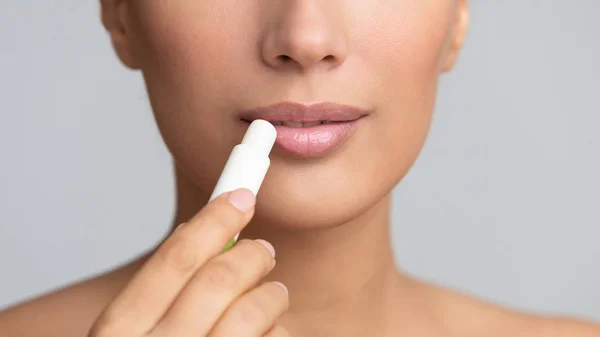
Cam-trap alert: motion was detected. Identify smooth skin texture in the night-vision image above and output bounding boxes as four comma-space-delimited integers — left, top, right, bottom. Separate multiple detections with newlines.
88, 189, 290, 337
1, 0, 599, 336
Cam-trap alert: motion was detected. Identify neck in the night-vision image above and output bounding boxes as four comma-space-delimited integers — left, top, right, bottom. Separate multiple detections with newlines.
171, 166, 408, 336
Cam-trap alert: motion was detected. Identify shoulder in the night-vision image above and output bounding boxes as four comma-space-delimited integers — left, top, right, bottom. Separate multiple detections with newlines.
414, 279, 600, 337
523, 316, 600, 337
0, 279, 107, 337
0, 257, 146, 337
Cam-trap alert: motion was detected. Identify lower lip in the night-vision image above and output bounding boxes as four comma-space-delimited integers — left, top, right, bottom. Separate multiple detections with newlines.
269, 120, 360, 157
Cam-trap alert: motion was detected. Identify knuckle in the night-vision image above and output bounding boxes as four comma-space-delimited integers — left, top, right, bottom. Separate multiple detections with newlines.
201, 260, 240, 291
201, 213, 233, 239
157, 235, 198, 274
207, 198, 246, 226
231, 301, 269, 325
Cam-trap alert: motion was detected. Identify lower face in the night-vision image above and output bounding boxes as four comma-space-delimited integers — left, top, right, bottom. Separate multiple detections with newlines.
125, 0, 458, 229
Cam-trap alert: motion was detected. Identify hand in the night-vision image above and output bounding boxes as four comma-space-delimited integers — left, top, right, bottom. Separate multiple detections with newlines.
88, 188, 289, 337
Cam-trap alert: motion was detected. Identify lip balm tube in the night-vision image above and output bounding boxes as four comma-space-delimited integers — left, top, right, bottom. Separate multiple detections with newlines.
208, 119, 277, 251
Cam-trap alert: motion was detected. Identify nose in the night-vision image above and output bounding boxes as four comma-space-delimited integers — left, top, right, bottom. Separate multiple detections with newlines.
261, 3, 348, 72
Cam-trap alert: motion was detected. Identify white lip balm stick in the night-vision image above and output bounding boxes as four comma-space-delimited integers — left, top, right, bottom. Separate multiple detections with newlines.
208, 119, 277, 251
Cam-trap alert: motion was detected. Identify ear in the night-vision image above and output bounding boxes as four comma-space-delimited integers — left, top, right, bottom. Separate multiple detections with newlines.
442, 0, 470, 72
100, 0, 139, 69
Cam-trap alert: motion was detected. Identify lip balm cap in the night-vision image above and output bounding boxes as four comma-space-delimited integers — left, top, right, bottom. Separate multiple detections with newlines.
241, 119, 277, 156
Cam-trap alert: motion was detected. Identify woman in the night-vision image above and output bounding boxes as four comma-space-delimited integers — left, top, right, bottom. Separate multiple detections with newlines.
1, 1, 599, 336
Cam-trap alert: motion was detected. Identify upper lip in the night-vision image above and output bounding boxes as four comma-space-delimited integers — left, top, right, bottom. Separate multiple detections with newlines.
238, 102, 370, 123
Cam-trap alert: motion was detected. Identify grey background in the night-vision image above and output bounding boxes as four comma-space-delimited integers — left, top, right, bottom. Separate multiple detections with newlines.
1, 0, 599, 321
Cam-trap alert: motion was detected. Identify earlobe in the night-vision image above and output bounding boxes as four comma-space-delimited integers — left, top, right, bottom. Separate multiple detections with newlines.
442, 0, 470, 72
100, 0, 139, 69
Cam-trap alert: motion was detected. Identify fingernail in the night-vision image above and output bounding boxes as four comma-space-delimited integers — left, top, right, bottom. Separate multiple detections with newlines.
273, 282, 288, 295
255, 239, 276, 258
227, 188, 256, 212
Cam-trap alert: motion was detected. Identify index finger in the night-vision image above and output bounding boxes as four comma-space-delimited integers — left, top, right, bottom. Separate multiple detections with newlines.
96, 188, 255, 335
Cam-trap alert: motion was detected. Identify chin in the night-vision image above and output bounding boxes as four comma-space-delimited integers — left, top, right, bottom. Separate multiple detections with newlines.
247, 158, 397, 231
252, 192, 373, 232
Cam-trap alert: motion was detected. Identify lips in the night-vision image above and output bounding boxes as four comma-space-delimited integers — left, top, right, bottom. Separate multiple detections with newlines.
238, 102, 369, 157
270, 121, 335, 127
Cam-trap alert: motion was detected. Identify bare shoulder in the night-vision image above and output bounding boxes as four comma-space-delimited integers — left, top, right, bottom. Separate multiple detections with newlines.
0, 257, 146, 337
413, 278, 600, 337
523, 316, 600, 337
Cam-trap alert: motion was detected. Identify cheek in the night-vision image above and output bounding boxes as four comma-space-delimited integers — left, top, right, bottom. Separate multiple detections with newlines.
132, 1, 257, 110
128, 2, 261, 192
351, 1, 455, 180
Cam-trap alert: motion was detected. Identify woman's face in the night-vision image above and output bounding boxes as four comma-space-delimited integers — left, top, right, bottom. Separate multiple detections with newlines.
103, 0, 468, 229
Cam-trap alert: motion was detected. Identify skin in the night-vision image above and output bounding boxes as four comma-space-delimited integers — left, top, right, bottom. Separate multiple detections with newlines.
1, 0, 599, 336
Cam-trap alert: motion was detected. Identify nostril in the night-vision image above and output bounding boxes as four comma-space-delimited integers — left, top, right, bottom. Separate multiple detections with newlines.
277, 55, 292, 63
275, 54, 334, 66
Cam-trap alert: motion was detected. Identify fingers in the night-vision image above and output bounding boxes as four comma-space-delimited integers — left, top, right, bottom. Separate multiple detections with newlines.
153, 238, 276, 336
263, 325, 291, 337
93, 189, 256, 335
208, 281, 290, 337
